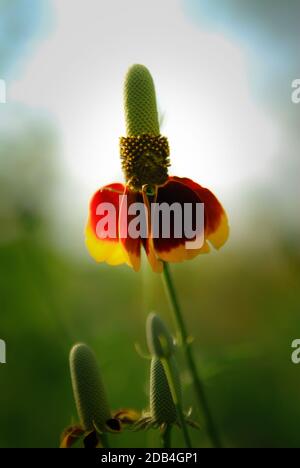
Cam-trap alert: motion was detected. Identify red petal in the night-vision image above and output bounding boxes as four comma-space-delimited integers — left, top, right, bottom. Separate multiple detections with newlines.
89, 183, 125, 240
119, 186, 142, 272
85, 183, 130, 266
171, 176, 229, 249
141, 188, 163, 273
153, 178, 209, 263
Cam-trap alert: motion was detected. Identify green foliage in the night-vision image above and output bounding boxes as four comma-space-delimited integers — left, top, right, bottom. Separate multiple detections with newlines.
1, 236, 300, 447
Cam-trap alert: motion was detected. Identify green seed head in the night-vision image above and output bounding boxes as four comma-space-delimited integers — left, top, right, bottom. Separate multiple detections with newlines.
121, 65, 170, 190
124, 64, 160, 137
146, 313, 175, 359
69, 343, 111, 432
150, 357, 181, 425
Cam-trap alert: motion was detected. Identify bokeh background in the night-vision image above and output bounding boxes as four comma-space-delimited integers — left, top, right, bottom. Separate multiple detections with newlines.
1, 0, 300, 448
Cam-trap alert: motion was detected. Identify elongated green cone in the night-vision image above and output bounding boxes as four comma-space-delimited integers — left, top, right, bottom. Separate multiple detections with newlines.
124, 64, 160, 136
69, 343, 111, 432
146, 313, 175, 359
121, 65, 170, 190
150, 357, 181, 425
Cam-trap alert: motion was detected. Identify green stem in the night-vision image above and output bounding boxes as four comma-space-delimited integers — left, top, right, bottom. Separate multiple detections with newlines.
161, 425, 172, 449
162, 262, 222, 449
162, 358, 192, 449
99, 433, 110, 448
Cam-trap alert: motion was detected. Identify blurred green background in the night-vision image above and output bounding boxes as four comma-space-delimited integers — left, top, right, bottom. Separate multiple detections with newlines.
1, 0, 300, 448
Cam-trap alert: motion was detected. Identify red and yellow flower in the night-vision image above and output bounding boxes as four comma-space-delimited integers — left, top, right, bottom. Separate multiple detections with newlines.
86, 65, 229, 273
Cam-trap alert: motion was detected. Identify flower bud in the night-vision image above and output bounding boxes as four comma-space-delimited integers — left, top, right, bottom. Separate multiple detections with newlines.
146, 313, 175, 359
69, 343, 111, 432
150, 357, 181, 425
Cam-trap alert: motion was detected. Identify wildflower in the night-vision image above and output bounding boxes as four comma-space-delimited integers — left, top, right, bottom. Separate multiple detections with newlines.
86, 64, 229, 273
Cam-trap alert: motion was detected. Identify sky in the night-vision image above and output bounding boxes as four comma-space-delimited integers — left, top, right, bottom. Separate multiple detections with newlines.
9, 0, 280, 196
185, 0, 300, 232
0, 0, 50, 77
2, 0, 299, 254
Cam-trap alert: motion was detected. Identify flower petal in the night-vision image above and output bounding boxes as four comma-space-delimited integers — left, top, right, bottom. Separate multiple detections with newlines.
170, 176, 229, 249
119, 186, 142, 272
60, 425, 84, 448
152, 178, 209, 263
83, 430, 99, 448
85, 183, 130, 266
141, 189, 163, 273
113, 408, 141, 425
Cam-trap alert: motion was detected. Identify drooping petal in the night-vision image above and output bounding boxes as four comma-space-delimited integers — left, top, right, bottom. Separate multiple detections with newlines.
171, 176, 229, 249
113, 408, 141, 425
119, 186, 143, 272
60, 425, 84, 448
141, 188, 163, 273
152, 177, 226, 263
85, 183, 130, 266
83, 430, 100, 449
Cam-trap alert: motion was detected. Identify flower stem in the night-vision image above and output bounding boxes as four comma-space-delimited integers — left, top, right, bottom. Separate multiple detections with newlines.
161, 425, 172, 449
162, 262, 222, 448
162, 358, 192, 449
99, 433, 110, 448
